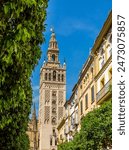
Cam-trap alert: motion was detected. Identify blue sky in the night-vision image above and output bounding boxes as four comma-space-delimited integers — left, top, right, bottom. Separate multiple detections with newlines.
31, 0, 112, 116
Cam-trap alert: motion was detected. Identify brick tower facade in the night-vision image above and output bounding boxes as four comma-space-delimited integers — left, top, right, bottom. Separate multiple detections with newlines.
39, 29, 66, 150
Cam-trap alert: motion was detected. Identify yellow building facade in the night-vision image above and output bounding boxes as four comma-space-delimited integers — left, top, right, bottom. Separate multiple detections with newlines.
57, 11, 112, 144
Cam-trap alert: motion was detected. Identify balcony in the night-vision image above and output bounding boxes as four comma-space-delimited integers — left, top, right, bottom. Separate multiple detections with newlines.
96, 79, 112, 104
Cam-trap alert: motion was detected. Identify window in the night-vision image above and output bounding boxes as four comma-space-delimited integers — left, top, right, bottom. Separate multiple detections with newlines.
52, 54, 55, 61
80, 101, 83, 115
109, 48, 112, 56
107, 45, 112, 58
52, 91, 56, 97
85, 94, 88, 109
71, 116, 74, 125
101, 55, 105, 68
45, 73, 47, 80
52, 108, 56, 114
50, 136, 52, 145
83, 79, 85, 84
91, 86, 94, 103
53, 71, 56, 81
58, 74, 60, 81
55, 138, 57, 145
62, 74, 64, 82
52, 117, 56, 125
99, 48, 105, 69
53, 129, 56, 137
100, 78, 105, 89
52, 100, 56, 105
108, 68, 112, 79
49, 73, 51, 81
109, 35, 112, 43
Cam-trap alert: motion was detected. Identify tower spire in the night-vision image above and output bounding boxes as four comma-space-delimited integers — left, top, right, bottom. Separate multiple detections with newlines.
32, 102, 36, 130
32, 102, 36, 116
47, 28, 59, 62
48, 28, 59, 51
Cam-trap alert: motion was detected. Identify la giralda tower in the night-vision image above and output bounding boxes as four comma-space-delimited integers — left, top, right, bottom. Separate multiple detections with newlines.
38, 29, 66, 150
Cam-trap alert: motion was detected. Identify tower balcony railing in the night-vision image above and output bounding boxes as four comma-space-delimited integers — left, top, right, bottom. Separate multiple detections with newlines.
96, 79, 112, 104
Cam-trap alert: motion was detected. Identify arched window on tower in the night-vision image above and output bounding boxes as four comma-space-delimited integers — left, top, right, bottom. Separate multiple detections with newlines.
55, 138, 57, 145
62, 74, 64, 82
58, 74, 60, 81
53, 129, 56, 136
49, 73, 51, 81
53, 71, 56, 81
50, 136, 52, 146
52, 108, 56, 114
52, 100, 56, 105
50, 43, 52, 48
52, 91, 56, 97
45, 73, 47, 80
52, 54, 55, 61
55, 42, 57, 48
52, 117, 56, 125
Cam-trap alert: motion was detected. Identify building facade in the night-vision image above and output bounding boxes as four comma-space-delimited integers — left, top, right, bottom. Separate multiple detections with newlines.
57, 11, 112, 145
28, 11, 112, 149
27, 104, 38, 150
38, 30, 66, 150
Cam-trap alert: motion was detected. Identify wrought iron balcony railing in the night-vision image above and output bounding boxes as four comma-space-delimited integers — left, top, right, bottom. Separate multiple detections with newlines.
96, 79, 112, 103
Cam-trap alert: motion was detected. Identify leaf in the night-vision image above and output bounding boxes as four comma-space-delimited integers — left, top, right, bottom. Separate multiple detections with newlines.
17, 24, 22, 30
4, 4, 9, 14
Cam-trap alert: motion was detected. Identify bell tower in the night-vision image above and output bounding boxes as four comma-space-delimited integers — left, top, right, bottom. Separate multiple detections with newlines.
47, 29, 59, 62
39, 29, 66, 150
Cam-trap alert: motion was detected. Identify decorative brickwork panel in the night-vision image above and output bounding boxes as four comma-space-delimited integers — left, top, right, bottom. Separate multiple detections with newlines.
58, 91, 64, 105
45, 90, 50, 104
58, 107, 63, 120
44, 106, 50, 124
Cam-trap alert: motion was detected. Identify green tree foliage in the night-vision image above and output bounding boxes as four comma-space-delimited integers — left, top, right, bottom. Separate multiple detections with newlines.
0, 0, 48, 149
58, 99, 112, 150
80, 99, 112, 150
58, 141, 74, 150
